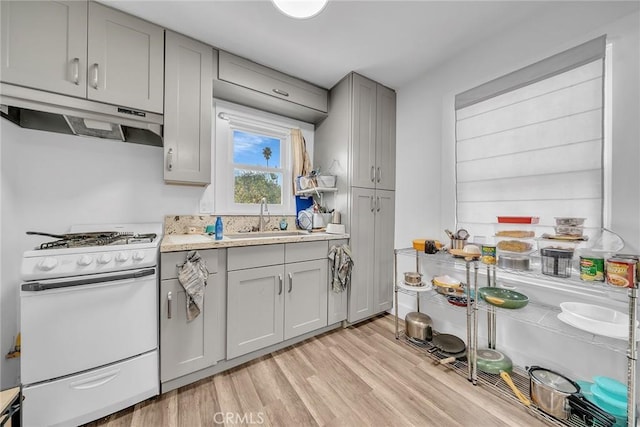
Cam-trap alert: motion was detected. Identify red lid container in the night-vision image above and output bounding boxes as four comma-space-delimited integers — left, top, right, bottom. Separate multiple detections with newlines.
497, 216, 540, 224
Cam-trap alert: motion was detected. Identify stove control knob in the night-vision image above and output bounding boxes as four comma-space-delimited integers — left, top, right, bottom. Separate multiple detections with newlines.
115, 252, 129, 262
132, 251, 145, 261
97, 254, 112, 264
37, 257, 58, 271
77, 255, 93, 266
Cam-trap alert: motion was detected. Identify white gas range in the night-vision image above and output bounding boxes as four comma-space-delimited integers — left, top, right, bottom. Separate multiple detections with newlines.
20, 223, 162, 427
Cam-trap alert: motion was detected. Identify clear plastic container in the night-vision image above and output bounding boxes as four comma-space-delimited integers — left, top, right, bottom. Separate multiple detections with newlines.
541, 248, 574, 277
555, 217, 586, 226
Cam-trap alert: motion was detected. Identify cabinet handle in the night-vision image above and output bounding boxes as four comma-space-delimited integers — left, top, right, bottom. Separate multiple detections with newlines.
376, 196, 381, 212
370, 196, 375, 212
278, 274, 283, 295
71, 58, 80, 85
370, 166, 375, 182
91, 63, 99, 89
288, 272, 293, 293
377, 167, 381, 183
167, 291, 172, 319
272, 88, 289, 97
166, 148, 173, 171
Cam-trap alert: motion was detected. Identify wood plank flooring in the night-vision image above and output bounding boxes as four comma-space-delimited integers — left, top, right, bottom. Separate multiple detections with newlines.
85, 314, 548, 427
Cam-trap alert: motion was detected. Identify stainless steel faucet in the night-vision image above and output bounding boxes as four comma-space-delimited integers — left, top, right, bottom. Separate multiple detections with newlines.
258, 197, 270, 231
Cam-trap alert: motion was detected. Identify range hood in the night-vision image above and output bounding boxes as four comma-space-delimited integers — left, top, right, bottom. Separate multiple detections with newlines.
0, 83, 163, 147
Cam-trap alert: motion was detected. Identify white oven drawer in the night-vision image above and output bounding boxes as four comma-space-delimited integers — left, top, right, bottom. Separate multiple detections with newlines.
21, 269, 158, 384
22, 351, 158, 427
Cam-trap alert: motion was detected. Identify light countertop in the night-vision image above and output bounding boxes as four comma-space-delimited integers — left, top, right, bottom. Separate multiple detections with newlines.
161, 231, 349, 252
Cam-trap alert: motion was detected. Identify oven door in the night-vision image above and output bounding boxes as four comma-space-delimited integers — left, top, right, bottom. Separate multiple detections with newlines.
21, 267, 158, 385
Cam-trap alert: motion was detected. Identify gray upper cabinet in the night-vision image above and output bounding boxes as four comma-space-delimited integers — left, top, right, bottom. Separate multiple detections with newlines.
87, 2, 164, 113
218, 51, 327, 112
1, 1, 88, 98
214, 50, 328, 124
350, 74, 396, 190
375, 85, 397, 191
163, 31, 213, 185
1, 1, 164, 114
351, 75, 377, 189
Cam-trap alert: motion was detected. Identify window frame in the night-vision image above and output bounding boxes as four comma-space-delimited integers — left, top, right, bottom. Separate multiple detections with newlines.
209, 100, 314, 216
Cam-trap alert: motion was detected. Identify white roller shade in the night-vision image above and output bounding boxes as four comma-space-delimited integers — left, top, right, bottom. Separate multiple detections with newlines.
455, 37, 605, 234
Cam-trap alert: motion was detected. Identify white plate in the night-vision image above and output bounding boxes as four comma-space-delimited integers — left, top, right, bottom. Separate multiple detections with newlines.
557, 312, 639, 340
397, 281, 433, 292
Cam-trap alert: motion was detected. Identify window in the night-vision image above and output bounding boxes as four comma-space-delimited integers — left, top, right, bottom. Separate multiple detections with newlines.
210, 101, 314, 215
232, 129, 284, 205
454, 36, 607, 236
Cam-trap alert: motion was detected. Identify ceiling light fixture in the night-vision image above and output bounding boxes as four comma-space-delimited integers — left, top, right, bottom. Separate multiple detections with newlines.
271, 0, 328, 19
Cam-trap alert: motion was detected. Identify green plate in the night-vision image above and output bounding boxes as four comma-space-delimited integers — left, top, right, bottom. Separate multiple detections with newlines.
478, 287, 529, 309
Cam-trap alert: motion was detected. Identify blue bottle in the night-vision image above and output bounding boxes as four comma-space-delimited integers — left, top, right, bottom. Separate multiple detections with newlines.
215, 216, 223, 240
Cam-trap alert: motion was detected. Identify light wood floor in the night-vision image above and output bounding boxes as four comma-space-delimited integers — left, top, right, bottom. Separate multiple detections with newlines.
86, 314, 548, 427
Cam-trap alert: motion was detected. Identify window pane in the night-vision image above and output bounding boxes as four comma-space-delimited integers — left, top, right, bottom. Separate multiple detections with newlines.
234, 169, 282, 204
233, 130, 281, 168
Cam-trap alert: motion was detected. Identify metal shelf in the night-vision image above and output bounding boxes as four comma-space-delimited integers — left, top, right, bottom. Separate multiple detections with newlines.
399, 332, 595, 427
394, 247, 637, 427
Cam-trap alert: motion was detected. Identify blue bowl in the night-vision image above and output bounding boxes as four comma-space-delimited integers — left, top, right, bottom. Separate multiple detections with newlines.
593, 375, 627, 400
591, 384, 627, 417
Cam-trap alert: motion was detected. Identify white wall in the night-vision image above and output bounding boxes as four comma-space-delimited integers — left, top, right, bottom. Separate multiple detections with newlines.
0, 122, 205, 388
395, 3, 639, 387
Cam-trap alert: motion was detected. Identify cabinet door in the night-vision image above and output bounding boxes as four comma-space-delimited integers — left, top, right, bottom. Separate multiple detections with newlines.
350, 74, 377, 189
218, 51, 327, 113
374, 190, 395, 313
348, 187, 376, 323
164, 31, 213, 185
375, 85, 396, 191
227, 265, 284, 359
160, 276, 219, 382
87, 2, 164, 113
328, 239, 349, 324
0, 1, 87, 97
284, 260, 328, 340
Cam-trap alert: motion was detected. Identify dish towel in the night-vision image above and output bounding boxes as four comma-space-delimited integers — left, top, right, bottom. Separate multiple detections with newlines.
328, 244, 354, 293
177, 250, 209, 321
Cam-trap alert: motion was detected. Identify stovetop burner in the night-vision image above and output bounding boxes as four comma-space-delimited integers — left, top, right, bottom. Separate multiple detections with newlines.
36, 232, 157, 249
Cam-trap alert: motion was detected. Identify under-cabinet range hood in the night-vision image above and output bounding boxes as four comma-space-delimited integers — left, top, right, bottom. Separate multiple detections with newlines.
0, 83, 163, 147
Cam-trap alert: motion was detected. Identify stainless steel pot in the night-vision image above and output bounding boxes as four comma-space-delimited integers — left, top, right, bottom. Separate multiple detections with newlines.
405, 312, 432, 341
528, 366, 616, 426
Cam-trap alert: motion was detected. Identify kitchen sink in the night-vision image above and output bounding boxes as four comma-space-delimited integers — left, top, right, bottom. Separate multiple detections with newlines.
225, 231, 312, 239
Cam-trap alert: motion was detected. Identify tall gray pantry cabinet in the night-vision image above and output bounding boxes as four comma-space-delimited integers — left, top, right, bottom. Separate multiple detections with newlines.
315, 73, 397, 324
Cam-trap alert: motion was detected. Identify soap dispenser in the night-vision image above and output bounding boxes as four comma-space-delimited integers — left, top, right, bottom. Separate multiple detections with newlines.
215, 216, 223, 240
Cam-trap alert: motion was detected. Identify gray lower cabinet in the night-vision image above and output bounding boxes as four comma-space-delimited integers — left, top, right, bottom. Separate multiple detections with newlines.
284, 260, 328, 340
227, 264, 284, 358
226, 242, 329, 359
159, 249, 225, 384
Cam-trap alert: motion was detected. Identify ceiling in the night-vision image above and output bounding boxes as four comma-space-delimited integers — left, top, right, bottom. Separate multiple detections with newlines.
101, 1, 638, 90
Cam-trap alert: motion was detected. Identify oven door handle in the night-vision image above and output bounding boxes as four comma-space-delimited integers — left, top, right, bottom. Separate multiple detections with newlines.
21, 268, 156, 292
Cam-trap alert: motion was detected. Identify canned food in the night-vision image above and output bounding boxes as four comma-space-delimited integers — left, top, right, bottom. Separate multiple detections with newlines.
580, 256, 604, 282
606, 258, 637, 288
613, 254, 640, 283
481, 245, 496, 265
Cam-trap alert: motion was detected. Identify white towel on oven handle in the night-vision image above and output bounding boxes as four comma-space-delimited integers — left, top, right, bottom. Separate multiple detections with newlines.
177, 250, 209, 321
